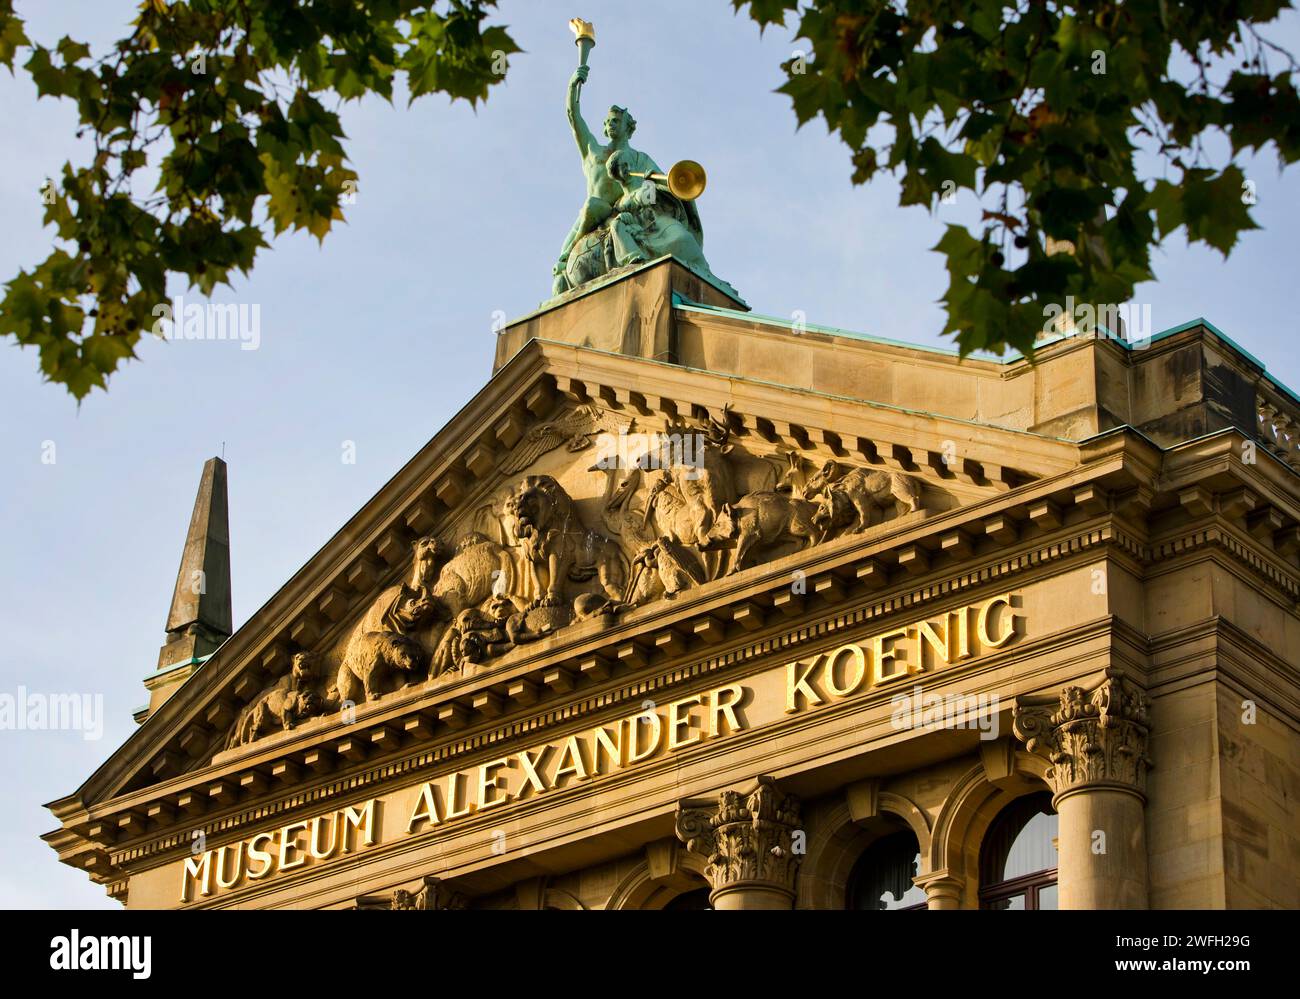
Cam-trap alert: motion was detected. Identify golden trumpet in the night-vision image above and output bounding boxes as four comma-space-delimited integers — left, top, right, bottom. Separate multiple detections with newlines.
628, 159, 708, 201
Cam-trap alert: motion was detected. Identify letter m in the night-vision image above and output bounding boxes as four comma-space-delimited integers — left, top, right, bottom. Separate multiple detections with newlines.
342, 799, 377, 850
181, 852, 213, 902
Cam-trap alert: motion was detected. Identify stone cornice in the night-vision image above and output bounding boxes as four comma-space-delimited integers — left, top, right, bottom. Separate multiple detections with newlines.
1149, 524, 1300, 601
61, 501, 1133, 876
62, 342, 1075, 814
538, 338, 1074, 480
1144, 615, 1300, 727
1160, 429, 1300, 514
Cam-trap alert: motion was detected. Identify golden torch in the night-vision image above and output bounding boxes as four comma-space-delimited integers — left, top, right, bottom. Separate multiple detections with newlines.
570, 18, 595, 68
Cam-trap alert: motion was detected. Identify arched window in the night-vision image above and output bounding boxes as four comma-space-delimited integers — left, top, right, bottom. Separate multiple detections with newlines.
846, 829, 927, 910
661, 886, 712, 910
979, 791, 1059, 910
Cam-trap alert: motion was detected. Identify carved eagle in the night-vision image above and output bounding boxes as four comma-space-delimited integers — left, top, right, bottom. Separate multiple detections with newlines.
499, 405, 621, 475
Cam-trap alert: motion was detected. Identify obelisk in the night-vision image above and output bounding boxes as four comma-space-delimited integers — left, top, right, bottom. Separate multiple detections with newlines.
139, 457, 232, 721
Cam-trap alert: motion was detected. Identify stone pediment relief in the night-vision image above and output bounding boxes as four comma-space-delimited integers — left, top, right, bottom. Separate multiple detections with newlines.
212, 401, 991, 760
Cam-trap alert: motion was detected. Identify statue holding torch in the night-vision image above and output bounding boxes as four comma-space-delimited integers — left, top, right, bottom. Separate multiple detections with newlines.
549, 19, 737, 301
552, 18, 660, 295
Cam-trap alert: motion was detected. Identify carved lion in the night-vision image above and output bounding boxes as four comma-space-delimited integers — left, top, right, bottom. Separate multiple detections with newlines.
503, 474, 626, 608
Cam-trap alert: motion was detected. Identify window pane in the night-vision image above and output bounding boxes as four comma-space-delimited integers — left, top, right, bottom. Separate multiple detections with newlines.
1036, 883, 1059, 910
848, 830, 928, 910
985, 893, 1025, 911
1002, 809, 1058, 879
981, 792, 1058, 883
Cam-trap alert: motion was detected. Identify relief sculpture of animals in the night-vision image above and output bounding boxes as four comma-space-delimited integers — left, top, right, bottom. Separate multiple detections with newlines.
504, 474, 626, 607
327, 550, 441, 705
643, 411, 736, 547
226, 652, 321, 749
426, 532, 516, 618
804, 460, 923, 534
329, 630, 429, 705
714, 491, 820, 574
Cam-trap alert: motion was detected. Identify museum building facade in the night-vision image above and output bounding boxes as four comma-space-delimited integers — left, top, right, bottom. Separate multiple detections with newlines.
43, 259, 1300, 909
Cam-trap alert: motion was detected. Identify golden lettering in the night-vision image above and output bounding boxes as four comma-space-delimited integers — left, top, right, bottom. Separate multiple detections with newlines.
953, 606, 971, 659
516, 746, 550, 798
445, 771, 474, 819
246, 832, 274, 880
786, 656, 824, 712
707, 684, 743, 737
626, 710, 662, 764
872, 627, 912, 684
824, 644, 867, 697
179, 665, 943, 900
182, 802, 382, 901
215, 843, 242, 890
477, 759, 511, 810
552, 734, 590, 785
342, 799, 377, 849
977, 594, 1017, 647
406, 781, 442, 834
915, 618, 953, 667
278, 821, 308, 871
591, 723, 623, 772
308, 813, 338, 859
180, 851, 212, 903
667, 695, 702, 751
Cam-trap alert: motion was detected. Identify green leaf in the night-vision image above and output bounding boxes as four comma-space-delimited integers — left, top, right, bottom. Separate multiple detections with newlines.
1180, 165, 1259, 255
0, 6, 29, 70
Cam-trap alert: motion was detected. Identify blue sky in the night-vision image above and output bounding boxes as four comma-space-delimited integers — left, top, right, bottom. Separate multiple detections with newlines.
2, 1, 1298, 908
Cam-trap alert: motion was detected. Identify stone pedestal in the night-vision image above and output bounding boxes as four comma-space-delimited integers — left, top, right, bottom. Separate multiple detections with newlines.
1014, 670, 1152, 909
494, 257, 747, 374
676, 776, 801, 910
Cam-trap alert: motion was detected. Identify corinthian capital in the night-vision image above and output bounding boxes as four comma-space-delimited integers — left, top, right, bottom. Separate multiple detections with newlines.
356, 875, 465, 911
675, 776, 802, 897
1012, 669, 1152, 800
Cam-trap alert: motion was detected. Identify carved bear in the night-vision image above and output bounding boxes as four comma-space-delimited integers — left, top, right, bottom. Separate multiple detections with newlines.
330, 631, 428, 705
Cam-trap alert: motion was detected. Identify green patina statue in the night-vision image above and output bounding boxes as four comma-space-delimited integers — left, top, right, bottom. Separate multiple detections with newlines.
551, 21, 738, 300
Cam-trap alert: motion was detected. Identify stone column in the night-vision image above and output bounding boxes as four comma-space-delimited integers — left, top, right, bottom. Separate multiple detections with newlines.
1013, 669, 1152, 909
914, 871, 963, 910
676, 776, 802, 910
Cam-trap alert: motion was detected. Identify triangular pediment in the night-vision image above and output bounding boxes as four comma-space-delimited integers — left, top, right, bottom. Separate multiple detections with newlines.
59, 336, 1086, 816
